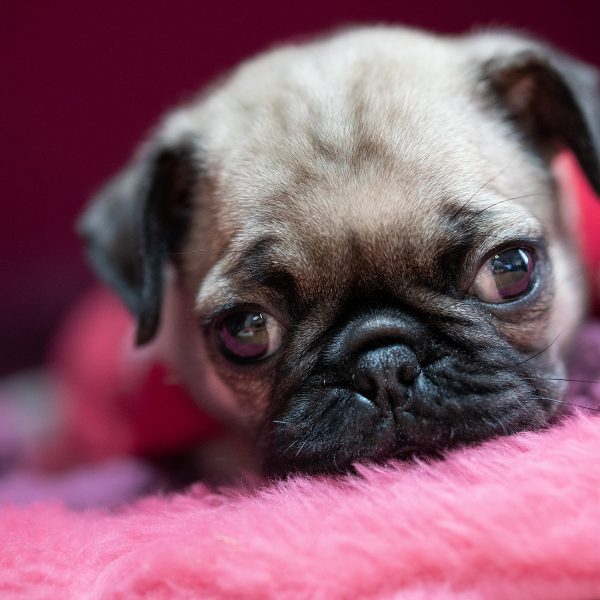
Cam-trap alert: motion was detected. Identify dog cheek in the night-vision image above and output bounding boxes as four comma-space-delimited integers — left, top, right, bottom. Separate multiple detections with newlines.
547, 241, 587, 353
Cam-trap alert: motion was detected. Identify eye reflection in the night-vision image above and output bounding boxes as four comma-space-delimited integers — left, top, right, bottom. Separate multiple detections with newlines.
472, 247, 536, 303
218, 311, 283, 362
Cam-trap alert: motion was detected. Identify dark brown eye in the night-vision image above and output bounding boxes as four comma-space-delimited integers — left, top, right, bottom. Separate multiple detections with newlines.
471, 247, 536, 303
218, 311, 283, 362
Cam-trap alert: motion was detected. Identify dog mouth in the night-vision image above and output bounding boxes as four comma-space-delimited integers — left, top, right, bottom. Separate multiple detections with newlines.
266, 353, 560, 475
267, 398, 552, 475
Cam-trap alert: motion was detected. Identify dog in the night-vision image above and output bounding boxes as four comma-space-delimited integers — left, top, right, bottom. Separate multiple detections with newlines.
79, 25, 600, 475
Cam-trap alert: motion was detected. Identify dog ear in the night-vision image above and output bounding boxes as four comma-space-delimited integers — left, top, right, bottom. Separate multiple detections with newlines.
472, 31, 600, 196
78, 137, 199, 345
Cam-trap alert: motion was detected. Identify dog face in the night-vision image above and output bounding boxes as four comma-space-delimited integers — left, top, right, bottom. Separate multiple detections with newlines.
80, 27, 600, 473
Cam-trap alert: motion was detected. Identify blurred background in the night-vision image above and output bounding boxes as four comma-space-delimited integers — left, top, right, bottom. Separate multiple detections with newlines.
2, 0, 600, 376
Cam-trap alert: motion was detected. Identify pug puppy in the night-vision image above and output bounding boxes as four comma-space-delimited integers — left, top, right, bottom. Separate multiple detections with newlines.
79, 26, 600, 475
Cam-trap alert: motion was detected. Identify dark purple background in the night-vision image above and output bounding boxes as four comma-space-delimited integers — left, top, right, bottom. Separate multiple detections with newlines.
2, 1, 599, 375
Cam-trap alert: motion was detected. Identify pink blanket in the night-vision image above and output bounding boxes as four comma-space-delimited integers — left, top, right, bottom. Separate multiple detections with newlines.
1, 325, 600, 598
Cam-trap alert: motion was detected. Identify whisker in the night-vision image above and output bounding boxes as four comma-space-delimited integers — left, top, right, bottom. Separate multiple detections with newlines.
534, 396, 600, 413
493, 415, 509, 435
517, 331, 565, 366
167, 249, 247, 256
294, 439, 309, 458
280, 440, 298, 457
525, 377, 600, 385
463, 193, 545, 227
450, 161, 514, 220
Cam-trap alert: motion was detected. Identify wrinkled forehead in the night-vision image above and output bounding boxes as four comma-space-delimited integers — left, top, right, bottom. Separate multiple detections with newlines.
204, 81, 553, 251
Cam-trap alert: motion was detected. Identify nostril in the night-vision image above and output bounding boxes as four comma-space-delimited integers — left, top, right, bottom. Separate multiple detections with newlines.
351, 344, 421, 402
353, 372, 379, 401
397, 362, 420, 384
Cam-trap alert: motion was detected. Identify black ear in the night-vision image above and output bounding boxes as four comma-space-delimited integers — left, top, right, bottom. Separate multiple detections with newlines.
78, 140, 199, 345
476, 32, 600, 196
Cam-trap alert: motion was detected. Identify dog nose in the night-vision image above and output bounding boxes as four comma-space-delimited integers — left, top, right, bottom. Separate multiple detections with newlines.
353, 345, 420, 402
323, 311, 424, 402
325, 312, 424, 362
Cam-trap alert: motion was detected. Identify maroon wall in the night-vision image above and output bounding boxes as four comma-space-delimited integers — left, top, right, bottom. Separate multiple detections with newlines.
2, 1, 599, 374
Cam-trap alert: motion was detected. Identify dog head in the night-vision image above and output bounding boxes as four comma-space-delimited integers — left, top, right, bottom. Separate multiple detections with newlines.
79, 27, 600, 473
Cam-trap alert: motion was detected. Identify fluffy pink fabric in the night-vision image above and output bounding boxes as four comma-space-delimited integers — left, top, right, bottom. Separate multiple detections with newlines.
1, 412, 600, 599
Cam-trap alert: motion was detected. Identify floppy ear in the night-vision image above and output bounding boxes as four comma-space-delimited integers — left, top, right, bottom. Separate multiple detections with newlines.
473, 31, 600, 196
78, 138, 199, 345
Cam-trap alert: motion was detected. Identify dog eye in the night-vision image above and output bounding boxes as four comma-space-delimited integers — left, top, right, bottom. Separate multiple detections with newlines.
217, 311, 283, 362
471, 247, 536, 303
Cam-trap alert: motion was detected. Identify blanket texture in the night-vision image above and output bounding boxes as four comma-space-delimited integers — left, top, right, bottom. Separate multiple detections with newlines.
1, 323, 600, 598
1, 411, 600, 599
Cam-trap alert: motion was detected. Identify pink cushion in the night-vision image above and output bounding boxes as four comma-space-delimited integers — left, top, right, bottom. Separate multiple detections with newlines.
2, 410, 600, 598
